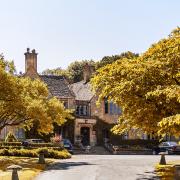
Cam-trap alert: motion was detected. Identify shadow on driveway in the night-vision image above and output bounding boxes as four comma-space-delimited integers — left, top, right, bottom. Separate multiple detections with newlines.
45, 161, 96, 171
136, 170, 160, 180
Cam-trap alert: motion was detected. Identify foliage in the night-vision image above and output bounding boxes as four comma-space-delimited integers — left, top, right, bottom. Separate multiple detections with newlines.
91, 27, 180, 137
42, 67, 71, 80
0, 56, 72, 134
4, 132, 17, 142
0, 54, 15, 74
42, 60, 95, 83
0, 156, 55, 180
0, 148, 71, 159
156, 164, 175, 179
0, 142, 63, 148
42, 52, 138, 83
95, 51, 139, 69
67, 60, 95, 82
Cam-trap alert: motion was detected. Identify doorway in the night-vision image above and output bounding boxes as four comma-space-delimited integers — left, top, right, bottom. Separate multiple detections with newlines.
80, 127, 90, 146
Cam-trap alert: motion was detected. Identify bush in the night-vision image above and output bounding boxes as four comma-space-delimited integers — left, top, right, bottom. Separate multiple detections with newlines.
36, 148, 71, 159
0, 142, 63, 149
0, 142, 22, 147
0, 148, 71, 159
156, 164, 175, 179
4, 132, 18, 142
110, 139, 159, 149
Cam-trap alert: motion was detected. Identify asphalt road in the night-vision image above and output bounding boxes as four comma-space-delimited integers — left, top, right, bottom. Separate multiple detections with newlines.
35, 155, 180, 180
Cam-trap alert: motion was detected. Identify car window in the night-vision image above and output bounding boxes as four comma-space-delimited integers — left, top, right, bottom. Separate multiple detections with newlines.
63, 139, 71, 144
169, 142, 177, 146
159, 143, 164, 146
163, 142, 169, 146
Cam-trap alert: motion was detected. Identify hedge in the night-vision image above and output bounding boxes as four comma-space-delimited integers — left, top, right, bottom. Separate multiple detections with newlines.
109, 139, 159, 148
0, 148, 71, 159
0, 146, 64, 151
0, 142, 63, 149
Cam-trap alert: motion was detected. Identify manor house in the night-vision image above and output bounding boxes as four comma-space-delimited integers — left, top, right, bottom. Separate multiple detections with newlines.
0, 49, 143, 145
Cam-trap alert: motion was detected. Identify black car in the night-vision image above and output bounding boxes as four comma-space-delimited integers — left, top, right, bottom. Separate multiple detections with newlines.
153, 141, 180, 155
62, 139, 73, 154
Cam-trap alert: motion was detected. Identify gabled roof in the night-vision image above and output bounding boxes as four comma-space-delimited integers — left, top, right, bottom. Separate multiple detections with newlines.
70, 80, 94, 101
40, 75, 75, 98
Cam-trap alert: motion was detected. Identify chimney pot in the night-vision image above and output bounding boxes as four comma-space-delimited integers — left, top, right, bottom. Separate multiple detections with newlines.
24, 48, 38, 76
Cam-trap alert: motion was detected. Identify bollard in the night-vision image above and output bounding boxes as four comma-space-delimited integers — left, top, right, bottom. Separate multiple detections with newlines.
7, 165, 22, 180
159, 152, 166, 165
38, 153, 45, 164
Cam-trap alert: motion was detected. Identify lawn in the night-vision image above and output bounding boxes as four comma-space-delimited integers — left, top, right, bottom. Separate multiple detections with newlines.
0, 156, 54, 180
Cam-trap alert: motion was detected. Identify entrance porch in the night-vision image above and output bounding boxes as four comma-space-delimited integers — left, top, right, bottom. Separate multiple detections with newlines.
74, 118, 97, 146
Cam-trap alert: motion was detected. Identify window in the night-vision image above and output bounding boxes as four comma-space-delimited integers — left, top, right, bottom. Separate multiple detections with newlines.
110, 102, 113, 114
63, 102, 68, 109
76, 106, 79, 115
76, 105, 88, 116
80, 106, 84, 115
83, 105, 88, 116
109, 101, 122, 115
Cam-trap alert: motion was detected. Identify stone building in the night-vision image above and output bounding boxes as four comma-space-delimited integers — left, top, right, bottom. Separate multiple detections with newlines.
0, 49, 122, 144
23, 48, 122, 145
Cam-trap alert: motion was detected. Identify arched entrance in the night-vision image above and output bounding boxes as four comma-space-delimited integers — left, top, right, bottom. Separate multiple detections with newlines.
80, 127, 90, 146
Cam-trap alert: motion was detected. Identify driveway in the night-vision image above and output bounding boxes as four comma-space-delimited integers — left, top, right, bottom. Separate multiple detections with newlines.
35, 155, 180, 180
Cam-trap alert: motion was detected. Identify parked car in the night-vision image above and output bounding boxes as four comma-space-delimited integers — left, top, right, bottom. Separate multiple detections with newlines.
152, 141, 180, 155
62, 139, 73, 154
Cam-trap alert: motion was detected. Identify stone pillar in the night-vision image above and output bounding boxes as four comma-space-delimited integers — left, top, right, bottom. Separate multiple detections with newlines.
38, 153, 45, 164
159, 152, 166, 165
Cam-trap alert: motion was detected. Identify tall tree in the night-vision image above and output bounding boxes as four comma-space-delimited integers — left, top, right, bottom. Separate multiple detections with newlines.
0, 56, 71, 134
91, 27, 180, 137
67, 60, 95, 83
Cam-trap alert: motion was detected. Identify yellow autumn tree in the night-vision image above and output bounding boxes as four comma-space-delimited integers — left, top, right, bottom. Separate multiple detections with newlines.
91, 27, 180, 137
0, 55, 71, 134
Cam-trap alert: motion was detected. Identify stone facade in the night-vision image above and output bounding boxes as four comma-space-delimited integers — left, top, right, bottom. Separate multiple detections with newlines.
0, 49, 121, 144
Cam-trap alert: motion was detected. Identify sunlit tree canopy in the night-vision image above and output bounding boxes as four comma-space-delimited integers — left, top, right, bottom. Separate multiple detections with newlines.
91, 27, 180, 137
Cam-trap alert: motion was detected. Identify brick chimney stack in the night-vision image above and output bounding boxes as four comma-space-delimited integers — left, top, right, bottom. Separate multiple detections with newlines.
24, 48, 39, 78
83, 63, 94, 83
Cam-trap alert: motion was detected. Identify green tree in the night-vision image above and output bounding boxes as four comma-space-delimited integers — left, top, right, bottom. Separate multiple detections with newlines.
95, 51, 139, 69
67, 60, 95, 83
42, 67, 71, 81
91, 27, 180, 137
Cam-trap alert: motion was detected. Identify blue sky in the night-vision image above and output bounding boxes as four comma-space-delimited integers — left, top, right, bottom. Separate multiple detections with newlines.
0, 0, 179, 73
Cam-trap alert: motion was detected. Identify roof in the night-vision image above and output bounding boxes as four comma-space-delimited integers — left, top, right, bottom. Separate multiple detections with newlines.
40, 75, 75, 98
70, 80, 94, 101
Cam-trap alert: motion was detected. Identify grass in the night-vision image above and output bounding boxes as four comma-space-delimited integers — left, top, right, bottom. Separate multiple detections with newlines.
155, 160, 180, 180
0, 156, 55, 180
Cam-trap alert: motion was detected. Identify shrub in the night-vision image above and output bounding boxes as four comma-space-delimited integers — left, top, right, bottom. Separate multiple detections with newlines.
4, 132, 18, 142
156, 164, 175, 179
0, 148, 71, 159
0, 142, 21, 147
